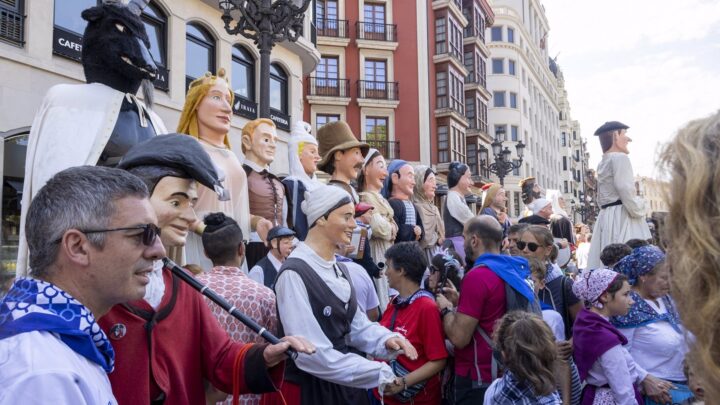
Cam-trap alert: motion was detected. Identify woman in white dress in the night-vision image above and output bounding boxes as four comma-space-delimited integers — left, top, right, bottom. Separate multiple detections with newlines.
587, 121, 650, 269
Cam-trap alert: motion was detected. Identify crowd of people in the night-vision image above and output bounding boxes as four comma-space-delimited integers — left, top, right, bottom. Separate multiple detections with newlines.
0, 3, 719, 405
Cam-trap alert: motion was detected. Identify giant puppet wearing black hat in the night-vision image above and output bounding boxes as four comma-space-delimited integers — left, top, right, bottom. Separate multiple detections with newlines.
16, 0, 168, 276
586, 121, 651, 269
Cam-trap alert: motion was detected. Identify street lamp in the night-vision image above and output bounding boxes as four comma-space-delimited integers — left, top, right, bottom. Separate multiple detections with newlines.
219, 0, 312, 118
479, 126, 525, 186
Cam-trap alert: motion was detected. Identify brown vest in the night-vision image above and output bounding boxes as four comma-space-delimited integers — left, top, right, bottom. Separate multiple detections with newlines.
244, 165, 285, 225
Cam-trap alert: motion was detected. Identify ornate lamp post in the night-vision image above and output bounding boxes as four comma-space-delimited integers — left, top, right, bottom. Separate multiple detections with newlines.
479, 126, 525, 186
219, 0, 312, 118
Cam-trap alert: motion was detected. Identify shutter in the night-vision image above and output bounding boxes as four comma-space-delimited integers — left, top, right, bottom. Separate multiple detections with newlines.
0, 0, 24, 45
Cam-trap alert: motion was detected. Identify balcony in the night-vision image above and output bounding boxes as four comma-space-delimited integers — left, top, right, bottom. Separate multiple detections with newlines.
306, 77, 351, 106
1, 7, 24, 46
463, 25, 485, 43
364, 138, 400, 160
357, 80, 399, 100
316, 18, 349, 38
356, 22, 398, 51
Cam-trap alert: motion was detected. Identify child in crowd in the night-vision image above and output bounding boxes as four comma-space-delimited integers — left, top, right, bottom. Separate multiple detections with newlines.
483, 311, 562, 404
599, 243, 632, 269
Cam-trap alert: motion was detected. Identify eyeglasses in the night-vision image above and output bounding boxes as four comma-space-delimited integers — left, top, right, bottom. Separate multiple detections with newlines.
80, 224, 161, 246
516, 241, 541, 252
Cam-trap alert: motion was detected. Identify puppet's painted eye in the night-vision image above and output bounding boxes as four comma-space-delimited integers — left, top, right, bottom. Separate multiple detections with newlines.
115, 23, 126, 33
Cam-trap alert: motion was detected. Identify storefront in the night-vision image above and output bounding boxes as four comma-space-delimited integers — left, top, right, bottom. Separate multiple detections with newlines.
0, 127, 28, 293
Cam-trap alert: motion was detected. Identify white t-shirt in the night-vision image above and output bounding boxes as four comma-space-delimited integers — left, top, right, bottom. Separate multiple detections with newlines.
542, 309, 566, 341
344, 261, 380, 313
0, 331, 117, 404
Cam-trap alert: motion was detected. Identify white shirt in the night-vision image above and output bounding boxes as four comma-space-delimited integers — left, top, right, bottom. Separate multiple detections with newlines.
275, 242, 399, 389
343, 261, 380, 313
446, 190, 475, 224
620, 298, 687, 381
249, 253, 283, 285
575, 242, 590, 270
0, 331, 117, 405
586, 343, 647, 405
542, 309, 566, 341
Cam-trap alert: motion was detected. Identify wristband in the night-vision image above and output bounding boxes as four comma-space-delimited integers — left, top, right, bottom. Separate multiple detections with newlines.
401, 376, 407, 391
440, 307, 455, 319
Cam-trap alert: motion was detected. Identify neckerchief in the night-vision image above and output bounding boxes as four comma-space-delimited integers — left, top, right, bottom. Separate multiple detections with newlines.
492, 370, 562, 404
474, 253, 535, 302
0, 278, 115, 373
611, 291, 682, 333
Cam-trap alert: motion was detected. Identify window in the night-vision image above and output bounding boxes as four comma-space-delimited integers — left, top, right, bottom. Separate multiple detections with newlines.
467, 141, 478, 175
436, 71, 447, 108
511, 126, 518, 141
479, 101, 488, 133
141, 2, 167, 70
563, 156, 567, 170
513, 192, 520, 217
449, 70, 464, 114
513, 166, 520, 176
491, 26, 502, 41
561, 132, 566, 146
315, 0, 338, 20
493, 91, 505, 107
364, 59, 387, 98
465, 96, 476, 127
186, 23, 215, 85
232, 45, 255, 100
316, 55, 339, 91
270, 63, 288, 113
316, 114, 340, 128
363, 3, 386, 40
448, 17, 463, 59
564, 181, 569, 193
491, 58, 503, 74
451, 126, 466, 162
435, 17, 447, 55
507, 27, 514, 43
573, 130, 577, 140
2, 0, 25, 45
54, 0, 96, 35
509, 92, 517, 108
365, 116, 388, 142
508, 60, 516, 75
438, 126, 449, 163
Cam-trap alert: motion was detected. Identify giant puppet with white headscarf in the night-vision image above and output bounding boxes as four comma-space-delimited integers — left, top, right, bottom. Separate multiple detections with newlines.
16, 0, 168, 276
282, 121, 322, 240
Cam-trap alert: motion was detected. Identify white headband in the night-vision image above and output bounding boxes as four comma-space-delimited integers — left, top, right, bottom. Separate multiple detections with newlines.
301, 184, 352, 226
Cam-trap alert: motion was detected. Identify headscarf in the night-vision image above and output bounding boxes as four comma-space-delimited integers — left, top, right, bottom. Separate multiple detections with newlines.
529, 198, 551, 215
546, 189, 569, 218
381, 159, 409, 199
286, 121, 319, 189
480, 183, 501, 213
177, 69, 234, 148
614, 245, 665, 286
412, 165, 435, 205
301, 184, 353, 227
572, 268, 621, 309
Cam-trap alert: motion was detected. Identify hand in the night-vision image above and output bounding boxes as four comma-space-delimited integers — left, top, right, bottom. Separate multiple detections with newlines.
343, 245, 356, 256
559, 239, 569, 249
385, 337, 418, 361
382, 377, 405, 396
413, 226, 421, 240
435, 294, 452, 312
437, 237, 445, 245
556, 340, 573, 360
263, 336, 316, 368
497, 211, 508, 223
438, 279, 459, 307
642, 374, 673, 404
256, 219, 273, 243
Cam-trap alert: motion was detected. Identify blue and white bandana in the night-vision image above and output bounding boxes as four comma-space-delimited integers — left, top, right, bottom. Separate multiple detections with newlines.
614, 245, 665, 286
611, 290, 682, 333
0, 278, 115, 373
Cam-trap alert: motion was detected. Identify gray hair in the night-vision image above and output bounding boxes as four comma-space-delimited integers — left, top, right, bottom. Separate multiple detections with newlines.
26, 166, 149, 277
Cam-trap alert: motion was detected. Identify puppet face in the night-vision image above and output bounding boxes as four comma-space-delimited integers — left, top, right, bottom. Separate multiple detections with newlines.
613, 129, 632, 154
363, 154, 387, 190
457, 170, 473, 193
243, 122, 277, 166
423, 172, 437, 200
320, 203, 356, 245
492, 189, 507, 209
196, 81, 233, 139
334, 147, 364, 180
299, 143, 321, 176
150, 177, 198, 248
392, 164, 416, 198
538, 202, 553, 219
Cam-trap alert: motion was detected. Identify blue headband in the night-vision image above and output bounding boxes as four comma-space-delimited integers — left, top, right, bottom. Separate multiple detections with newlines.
614, 245, 665, 285
381, 159, 409, 199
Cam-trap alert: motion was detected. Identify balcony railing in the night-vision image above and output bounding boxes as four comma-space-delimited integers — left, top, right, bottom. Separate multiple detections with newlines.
316, 18, 349, 38
356, 21, 397, 42
0, 6, 24, 46
463, 25, 486, 42
357, 80, 399, 100
465, 70, 487, 88
364, 138, 400, 160
307, 77, 350, 98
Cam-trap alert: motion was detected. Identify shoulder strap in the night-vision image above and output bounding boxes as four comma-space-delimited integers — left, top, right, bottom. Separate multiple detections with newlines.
474, 324, 499, 382
561, 275, 572, 337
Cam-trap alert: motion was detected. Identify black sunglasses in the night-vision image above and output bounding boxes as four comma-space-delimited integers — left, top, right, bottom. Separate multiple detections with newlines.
80, 224, 161, 246
516, 240, 540, 252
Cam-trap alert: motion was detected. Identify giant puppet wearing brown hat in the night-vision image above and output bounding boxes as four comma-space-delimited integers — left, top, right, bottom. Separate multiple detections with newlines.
586, 121, 650, 269
317, 121, 369, 203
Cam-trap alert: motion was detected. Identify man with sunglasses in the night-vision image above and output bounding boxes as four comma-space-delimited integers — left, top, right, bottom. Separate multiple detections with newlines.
1, 166, 165, 404
98, 135, 315, 405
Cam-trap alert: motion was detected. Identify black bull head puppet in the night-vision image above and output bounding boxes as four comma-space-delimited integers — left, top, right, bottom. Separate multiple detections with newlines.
81, 0, 157, 99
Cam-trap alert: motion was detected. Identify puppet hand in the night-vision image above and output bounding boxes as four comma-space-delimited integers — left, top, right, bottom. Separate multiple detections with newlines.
256, 219, 273, 242
385, 337, 418, 361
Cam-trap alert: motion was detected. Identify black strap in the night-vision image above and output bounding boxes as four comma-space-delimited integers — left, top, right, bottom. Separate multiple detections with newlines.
600, 199, 622, 209
561, 276, 572, 338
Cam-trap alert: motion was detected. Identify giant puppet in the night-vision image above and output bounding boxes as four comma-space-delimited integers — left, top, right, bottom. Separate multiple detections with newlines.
16, 0, 167, 276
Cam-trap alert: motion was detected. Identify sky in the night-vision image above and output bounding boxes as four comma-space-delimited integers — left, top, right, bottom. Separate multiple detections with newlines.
543, 0, 720, 178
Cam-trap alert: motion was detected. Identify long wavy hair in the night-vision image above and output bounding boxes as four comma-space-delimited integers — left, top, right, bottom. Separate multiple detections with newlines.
494, 311, 557, 396
659, 110, 720, 397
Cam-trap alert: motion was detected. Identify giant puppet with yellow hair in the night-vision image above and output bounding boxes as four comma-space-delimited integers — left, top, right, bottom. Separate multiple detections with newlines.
240, 117, 287, 268
177, 69, 272, 269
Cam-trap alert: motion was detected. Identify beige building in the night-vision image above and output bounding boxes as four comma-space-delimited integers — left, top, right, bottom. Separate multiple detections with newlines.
635, 176, 669, 218
0, 0, 319, 277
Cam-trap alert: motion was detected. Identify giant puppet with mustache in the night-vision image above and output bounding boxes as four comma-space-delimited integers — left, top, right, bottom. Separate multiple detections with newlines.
316, 121, 369, 204
241, 118, 287, 268
16, 0, 168, 276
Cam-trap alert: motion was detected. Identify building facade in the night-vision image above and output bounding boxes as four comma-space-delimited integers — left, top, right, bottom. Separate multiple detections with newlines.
635, 176, 669, 218
0, 0, 320, 278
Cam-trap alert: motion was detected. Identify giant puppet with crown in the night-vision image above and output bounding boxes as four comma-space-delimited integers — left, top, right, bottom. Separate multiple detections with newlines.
16, 0, 168, 276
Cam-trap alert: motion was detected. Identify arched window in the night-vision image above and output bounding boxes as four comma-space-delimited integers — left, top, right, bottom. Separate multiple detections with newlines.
186, 23, 215, 89
141, 2, 168, 90
232, 45, 255, 101
269, 63, 288, 114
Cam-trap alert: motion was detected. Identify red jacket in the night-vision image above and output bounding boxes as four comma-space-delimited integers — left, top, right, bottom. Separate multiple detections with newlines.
99, 268, 284, 404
